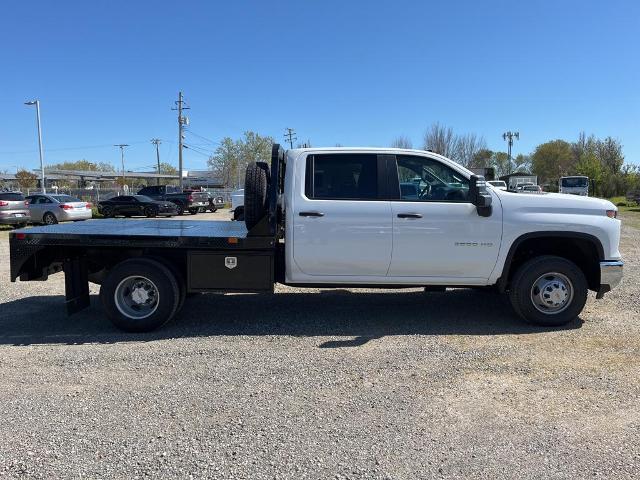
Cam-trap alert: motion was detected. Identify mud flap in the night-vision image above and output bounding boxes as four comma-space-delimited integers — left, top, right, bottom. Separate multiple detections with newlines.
63, 257, 90, 315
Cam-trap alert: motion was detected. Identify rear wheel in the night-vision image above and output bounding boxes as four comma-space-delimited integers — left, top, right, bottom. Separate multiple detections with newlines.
100, 258, 180, 332
175, 203, 184, 216
508, 255, 587, 326
244, 161, 269, 229
43, 212, 58, 225
188, 207, 199, 215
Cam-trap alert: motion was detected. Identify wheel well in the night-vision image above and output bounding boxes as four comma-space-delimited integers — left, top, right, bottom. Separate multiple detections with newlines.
501, 235, 602, 292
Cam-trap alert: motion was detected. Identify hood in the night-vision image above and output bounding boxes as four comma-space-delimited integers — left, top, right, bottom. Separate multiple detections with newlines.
495, 190, 616, 213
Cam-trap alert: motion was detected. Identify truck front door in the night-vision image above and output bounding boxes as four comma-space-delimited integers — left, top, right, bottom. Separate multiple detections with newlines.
387, 154, 502, 281
292, 153, 392, 276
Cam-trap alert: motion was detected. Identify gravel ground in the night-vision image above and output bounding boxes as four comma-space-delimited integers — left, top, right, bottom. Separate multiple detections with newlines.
0, 211, 638, 479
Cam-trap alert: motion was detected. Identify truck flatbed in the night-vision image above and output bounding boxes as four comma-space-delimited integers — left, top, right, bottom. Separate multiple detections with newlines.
13, 219, 274, 250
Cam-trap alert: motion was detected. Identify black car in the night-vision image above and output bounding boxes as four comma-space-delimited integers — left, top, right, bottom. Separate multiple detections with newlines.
97, 195, 178, 218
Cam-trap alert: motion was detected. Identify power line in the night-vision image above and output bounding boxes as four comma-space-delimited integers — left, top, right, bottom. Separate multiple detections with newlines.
284, 127, 297, 149
184, 129, 220, 146
183, 145, 212, 158
183, 144, 214, 156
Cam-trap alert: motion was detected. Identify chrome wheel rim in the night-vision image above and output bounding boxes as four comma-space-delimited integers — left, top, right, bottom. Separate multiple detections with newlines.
530, 272, 573, 314
44, 214, 56, 224
114, 275, 160, 320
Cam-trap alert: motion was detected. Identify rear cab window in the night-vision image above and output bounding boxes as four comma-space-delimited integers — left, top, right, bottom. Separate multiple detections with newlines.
305, 154, 379, 200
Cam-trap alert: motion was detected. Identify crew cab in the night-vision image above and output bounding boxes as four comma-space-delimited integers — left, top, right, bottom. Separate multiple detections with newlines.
137, 185, 208, 215
9, 145, 623, 332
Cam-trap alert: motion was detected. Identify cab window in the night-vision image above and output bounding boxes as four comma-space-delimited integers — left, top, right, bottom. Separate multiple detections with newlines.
396, 155, 470, 202
305, 154, 378, 200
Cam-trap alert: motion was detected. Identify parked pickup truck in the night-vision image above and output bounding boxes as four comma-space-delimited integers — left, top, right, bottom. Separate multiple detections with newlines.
136, 185, 208, 215
9, 145, 623, 332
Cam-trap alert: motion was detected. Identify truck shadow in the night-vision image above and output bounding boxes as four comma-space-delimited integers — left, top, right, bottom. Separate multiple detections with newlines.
0, 289, 582, 347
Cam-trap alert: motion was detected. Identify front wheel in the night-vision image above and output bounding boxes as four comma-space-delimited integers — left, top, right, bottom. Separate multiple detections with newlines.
144, 206, 157, 218
175, 203, 184, 216
188, 208, 199, 215
102, 206, 114, 218
508, 255, 587, 326
100, 258, 180, 332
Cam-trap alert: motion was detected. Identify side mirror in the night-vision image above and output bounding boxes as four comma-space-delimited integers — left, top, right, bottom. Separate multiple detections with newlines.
469, 175, 493, 217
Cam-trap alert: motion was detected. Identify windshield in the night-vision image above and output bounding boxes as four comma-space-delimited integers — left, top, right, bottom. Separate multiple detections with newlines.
562, 177, 588, 188
134, 195, 154, 202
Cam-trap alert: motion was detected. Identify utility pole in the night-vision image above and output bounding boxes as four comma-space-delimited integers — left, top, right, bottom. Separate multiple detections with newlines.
114, 144, 129, 187
284, 128, 297, 149
172, 91, 190, 190
151, 138, 162, 186
24, 100, 46, 193
502, 131, 519, 175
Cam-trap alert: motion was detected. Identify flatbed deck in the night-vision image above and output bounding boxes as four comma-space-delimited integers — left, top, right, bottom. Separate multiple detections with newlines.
12, 219, 275, 250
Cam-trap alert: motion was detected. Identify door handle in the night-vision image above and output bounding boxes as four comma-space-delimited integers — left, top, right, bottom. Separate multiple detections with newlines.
299, 211, 325, 217
397, 213, 423, 219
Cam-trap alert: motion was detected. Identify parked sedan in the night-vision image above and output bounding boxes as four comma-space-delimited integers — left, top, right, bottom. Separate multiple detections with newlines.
97, 195, 177, 218
26, 194, 93, 225
0, 191, 30, 228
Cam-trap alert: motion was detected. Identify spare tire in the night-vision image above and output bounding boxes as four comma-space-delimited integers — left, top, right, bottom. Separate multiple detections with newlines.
244, 161, 270, 230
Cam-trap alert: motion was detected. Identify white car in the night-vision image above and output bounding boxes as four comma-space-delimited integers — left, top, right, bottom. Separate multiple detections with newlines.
231, 188, 245, 221
26, 194, 93, 224
487, 180, 507, 191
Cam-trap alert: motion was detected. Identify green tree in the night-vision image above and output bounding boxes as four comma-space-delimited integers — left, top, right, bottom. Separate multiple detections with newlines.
208, 137, 239, 188
208, 131, 273, 188
157, 162, 177, 175
470, 148, 493, 168
490, 151, 510, 177
532, 140, 574, 184
15, 169, 38, 189
46, 159, 115, 172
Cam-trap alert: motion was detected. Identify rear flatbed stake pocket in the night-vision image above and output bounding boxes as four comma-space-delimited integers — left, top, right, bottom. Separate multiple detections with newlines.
9, 144, 623, 332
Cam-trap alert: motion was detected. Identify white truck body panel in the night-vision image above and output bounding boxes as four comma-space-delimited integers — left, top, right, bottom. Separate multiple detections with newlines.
282, 148, 621, 286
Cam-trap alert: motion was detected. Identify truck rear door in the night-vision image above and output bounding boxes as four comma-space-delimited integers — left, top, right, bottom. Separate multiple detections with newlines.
292, 153, 392, 276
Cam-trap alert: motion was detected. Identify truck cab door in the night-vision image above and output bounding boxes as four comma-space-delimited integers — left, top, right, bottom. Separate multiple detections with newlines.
387, 154, 502, 282
291, 153, 392, 278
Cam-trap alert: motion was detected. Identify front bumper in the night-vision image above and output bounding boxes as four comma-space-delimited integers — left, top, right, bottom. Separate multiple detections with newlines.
596, 260, 624, 298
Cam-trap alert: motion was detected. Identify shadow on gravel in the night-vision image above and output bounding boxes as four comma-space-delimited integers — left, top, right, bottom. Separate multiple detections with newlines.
0, 288, 582, 347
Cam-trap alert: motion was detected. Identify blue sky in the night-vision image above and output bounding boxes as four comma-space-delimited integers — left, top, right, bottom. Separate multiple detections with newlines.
0, 0, 638, 173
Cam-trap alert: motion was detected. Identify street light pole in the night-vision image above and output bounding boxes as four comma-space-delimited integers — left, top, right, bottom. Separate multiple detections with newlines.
24, 100, 46, 193
114, 144, 130, 188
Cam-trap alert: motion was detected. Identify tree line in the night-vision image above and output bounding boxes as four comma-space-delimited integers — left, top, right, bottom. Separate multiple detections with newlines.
392, 124, 635, 197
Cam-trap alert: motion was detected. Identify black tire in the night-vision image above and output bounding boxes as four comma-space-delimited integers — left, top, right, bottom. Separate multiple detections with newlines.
43, 212, 58, 225
508, 255, 588, 326
100, 258, 180, 332
244, 161, 269, 230
188, 208, 199, 215
175, 203, 184, 216
102, 206, 114, 218
144, 206, 157, 218
209, 206, 217, 213
233, 206, 244, 222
